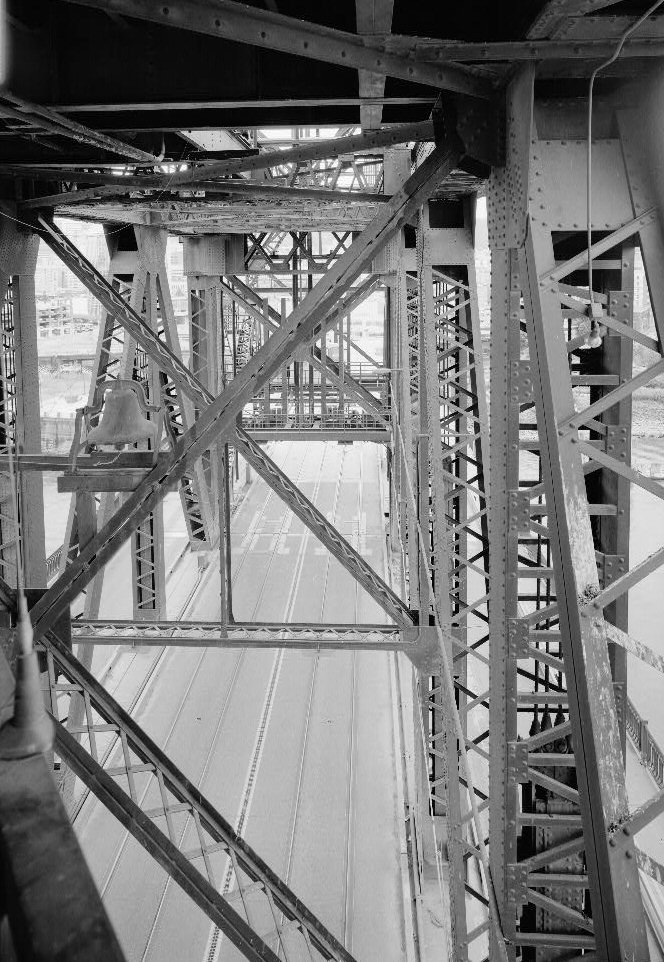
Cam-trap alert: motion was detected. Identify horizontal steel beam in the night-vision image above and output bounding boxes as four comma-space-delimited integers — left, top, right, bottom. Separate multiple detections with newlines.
540, 208, 657, 283
0, 92, 157, 162
13, 122, 434, 188
71, 620, 409, 648
527, 0, 624, 40
52, 96, 436, 112
0, 453, 161, 472
371, 35, 664, 61
23, 179, 389, 211
61, 0, 492, 97
160, 121, 436, 186
245, 428, 389, 442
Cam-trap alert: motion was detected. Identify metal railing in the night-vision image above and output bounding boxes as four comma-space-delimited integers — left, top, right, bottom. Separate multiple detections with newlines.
243, 412, 390, 431
626, 695, 664, 788
45, 544, 64, 582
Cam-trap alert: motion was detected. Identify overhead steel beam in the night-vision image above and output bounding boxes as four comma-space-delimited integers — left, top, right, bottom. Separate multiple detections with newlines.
61, 0, 493, 98
0, 92, 157, 162
11, 121, 433, 187
22, 180, 390, 210
234, 428, 411, 625
355, 0, 394, 129
152, 121, 435, 185
52, 96, 436, 112
29, 141, 460, 639
382, 37, 664, 60
526, 0, 625, 39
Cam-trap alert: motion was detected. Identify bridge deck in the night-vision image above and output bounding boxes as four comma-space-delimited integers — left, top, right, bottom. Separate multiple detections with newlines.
70, 441, 418, 962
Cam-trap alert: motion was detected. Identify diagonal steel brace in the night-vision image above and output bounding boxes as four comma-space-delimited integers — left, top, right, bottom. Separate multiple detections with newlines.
234, 428, 411, 625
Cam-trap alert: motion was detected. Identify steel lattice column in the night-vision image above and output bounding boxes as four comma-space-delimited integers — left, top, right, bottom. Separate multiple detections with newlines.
0, 217, 45, 593
185, 263, 231, 613
488, 68, 649, 960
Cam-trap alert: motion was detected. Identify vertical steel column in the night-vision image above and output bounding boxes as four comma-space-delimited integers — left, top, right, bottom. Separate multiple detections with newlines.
384, 147, 417, 606
186, 271, 232, 611
0, 218, 45, 590
187, 275, 222, 530
129, 262, 167, 620
59, 226, 146, 603
520, 216, 647, 960
487, 237, 518, 956
417, 206, 468, 956
488, 71, 647, 958
56, 229, 148, 799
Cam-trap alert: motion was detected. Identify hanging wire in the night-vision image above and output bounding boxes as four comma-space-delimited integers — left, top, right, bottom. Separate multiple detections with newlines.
587, 0, 664, 309
391, 401, 509, 960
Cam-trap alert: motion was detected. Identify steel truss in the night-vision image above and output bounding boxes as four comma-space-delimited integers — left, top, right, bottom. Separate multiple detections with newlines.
244, 230, 356, 276
486, 68, 664, 960
59, 1, 489, 98
28, 142, 459, 640
264, 153, 383, 194
385, 166, 494, 958
39, 629, 357, 962
70, 620, 412, 650
34, 217, 216, 551
7, 143, 458, 960
221, 271, 391, 445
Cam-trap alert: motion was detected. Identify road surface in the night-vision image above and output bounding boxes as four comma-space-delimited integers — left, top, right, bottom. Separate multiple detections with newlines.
72, 441, 416, 962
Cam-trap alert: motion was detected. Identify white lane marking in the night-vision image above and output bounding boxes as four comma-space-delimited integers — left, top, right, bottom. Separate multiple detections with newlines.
204, 441, 318, 962
205, 648, 285, 962
86, 448, 294, 922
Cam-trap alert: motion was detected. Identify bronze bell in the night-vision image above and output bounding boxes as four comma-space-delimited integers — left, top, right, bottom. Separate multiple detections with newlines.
87, 381, 157, 449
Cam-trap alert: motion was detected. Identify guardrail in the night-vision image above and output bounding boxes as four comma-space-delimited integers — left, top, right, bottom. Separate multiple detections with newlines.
626, 695, 664, 788
45, 545, 63, 582
244, 412, 390, 431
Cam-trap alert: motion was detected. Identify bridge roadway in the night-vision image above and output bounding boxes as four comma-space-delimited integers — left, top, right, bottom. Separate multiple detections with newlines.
69, 441, 416, 962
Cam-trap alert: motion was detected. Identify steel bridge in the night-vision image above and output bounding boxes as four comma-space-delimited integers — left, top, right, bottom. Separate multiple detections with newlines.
3, 2, 664, 960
